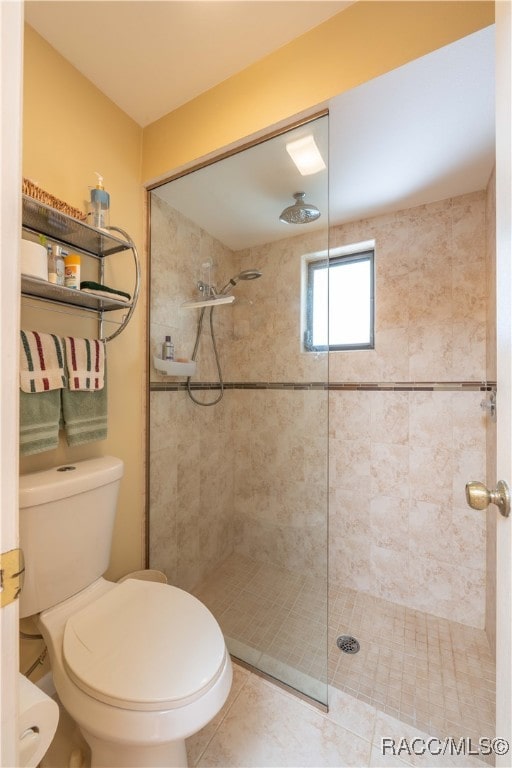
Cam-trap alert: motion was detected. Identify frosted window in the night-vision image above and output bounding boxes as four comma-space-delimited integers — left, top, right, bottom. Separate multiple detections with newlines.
305, 251, 374, 351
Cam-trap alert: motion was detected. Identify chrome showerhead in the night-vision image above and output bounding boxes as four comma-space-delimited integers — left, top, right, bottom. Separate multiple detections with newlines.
219, 269, 262, 295
237, 269, 263, 281
279, 192, 321, 224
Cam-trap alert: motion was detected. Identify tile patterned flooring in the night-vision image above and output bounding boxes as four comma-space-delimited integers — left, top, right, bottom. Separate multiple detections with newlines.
192, 553, 496, 764
40, 553, 495, 768
189, 663, 488, 767
43, 662, 489, 768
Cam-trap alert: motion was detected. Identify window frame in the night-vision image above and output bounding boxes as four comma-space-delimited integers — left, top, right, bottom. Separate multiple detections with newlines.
304, 248, 375, 352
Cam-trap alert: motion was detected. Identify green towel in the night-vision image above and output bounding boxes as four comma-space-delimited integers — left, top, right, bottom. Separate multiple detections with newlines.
61, 371, 108, 446
80, 281, 131, 301
20, 389, 61, 456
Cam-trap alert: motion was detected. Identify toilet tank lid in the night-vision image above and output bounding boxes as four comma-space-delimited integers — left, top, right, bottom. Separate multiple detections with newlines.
19, 456, 124, 508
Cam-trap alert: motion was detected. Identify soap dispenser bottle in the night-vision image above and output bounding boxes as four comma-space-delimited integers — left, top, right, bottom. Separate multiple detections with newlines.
88, 172, 110, 229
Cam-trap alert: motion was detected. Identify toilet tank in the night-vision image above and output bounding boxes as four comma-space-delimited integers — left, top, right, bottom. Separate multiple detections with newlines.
19, 456, 124, 619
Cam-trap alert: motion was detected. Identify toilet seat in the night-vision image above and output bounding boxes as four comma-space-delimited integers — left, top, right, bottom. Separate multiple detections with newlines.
62, 579, 227, 712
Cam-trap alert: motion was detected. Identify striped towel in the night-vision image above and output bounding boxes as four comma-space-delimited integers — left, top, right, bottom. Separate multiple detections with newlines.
20, 330, 66, 393
62, 373, 108, 446
64, 337, 105, 391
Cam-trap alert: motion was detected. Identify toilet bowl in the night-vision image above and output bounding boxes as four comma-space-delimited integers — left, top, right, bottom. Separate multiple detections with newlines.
19, 457, 232, 768
37, 578, 232, 768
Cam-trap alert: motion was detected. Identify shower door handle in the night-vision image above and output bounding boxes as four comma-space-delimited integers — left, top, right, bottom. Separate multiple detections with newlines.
465, 480, 511, 517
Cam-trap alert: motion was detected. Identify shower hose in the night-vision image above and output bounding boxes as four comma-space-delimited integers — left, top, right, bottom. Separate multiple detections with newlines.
186, 306, 224, 406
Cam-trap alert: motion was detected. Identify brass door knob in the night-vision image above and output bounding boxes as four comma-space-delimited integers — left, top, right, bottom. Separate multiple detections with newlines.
466, 480, 511, 517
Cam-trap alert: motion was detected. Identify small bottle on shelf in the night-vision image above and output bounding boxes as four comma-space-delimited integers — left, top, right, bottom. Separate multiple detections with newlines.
55, 247, 65, 286
47, 244, 65, 285
162, 335, 174, 360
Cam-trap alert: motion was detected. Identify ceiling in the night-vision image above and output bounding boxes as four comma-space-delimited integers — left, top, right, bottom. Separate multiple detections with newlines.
155, 25, 495, 250
25, 4, 495, 251
24, 1, 350, 127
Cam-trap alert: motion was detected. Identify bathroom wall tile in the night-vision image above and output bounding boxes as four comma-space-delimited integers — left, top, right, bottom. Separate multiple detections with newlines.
452, 448, 486, 509
371, 443, 409, 499
373, 328, 410, 382
451, 392, 486, 451
331, 489, 371, 539
409, 444, 453, 505
375, 227, 411, 281
370, 544, 411, 603
409, 499, 448, 562
450, 506, 486, 573
329, 390, 371, 439
370, 391, 409, 445
408, 391, 452, 448
330, 532, 372, 592
149, 393, 182, 454
451, 321, 486, 380
150, 446, 178, 513
370, 496, 409, 552
407, 267, 453, 326
408, 501, 484, 574
376, 272, 409, 330
451, 191, 486, 260
408, 323, 453, 381
408, 556, 485, 627
452, 259, 487, 323
333, 438, 372, 493
407, 556, 458, 614
328, 328, 410, 384
151, 191, 490, 632
150, 195, 236, 385
401, 205, 452, 272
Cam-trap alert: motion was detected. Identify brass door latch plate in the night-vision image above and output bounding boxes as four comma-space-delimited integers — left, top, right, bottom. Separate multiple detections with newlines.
0, 548, 25, 607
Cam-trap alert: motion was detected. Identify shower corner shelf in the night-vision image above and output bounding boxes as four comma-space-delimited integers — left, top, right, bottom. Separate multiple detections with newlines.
181, 295, 235, 309
153, 357, 196, 377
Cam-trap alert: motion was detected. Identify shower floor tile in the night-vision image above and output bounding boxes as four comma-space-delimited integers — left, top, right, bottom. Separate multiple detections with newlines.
192, 553, 495, 764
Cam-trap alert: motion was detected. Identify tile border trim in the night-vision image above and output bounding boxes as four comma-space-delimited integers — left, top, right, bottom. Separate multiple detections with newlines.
150, 380, 496, 393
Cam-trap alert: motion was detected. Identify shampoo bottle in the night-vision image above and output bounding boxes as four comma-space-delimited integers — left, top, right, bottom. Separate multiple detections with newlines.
162, 336, 174, 360
88, 172, 110, 229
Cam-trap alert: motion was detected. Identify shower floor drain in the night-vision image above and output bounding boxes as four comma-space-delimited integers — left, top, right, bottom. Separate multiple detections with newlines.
336, 635, 360, 654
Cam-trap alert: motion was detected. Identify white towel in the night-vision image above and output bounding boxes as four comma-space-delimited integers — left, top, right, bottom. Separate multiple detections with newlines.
64, 336, 105, 391
20, 330, 66, 393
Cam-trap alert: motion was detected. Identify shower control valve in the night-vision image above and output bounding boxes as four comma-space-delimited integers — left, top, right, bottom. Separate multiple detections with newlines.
197, 280, 217, 298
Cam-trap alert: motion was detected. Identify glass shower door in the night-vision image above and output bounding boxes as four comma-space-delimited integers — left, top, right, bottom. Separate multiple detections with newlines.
148, 114, 329, 706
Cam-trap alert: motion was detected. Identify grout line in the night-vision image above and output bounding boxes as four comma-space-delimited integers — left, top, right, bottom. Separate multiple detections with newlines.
191, 661, 252, 767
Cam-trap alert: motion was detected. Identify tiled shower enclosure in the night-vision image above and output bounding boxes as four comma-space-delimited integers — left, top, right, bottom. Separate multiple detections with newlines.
149, 114, 496, 752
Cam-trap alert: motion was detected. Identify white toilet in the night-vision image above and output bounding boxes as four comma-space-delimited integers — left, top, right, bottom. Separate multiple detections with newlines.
19, 456, 232, 768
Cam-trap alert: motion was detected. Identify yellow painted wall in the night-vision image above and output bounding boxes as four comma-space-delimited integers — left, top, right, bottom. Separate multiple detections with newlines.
142, 0, 494, 183
22, 25, 145, 580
